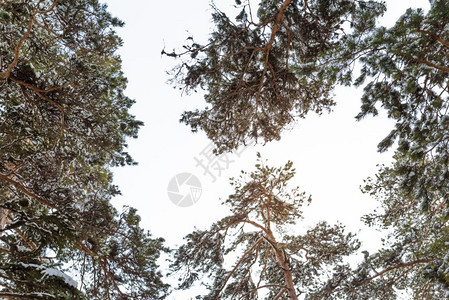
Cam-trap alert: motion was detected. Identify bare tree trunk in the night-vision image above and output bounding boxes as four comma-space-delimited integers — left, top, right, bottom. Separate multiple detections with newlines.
267, 231, 298, 300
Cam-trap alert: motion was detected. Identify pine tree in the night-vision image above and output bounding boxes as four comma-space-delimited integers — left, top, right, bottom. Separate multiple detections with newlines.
322, 152, 449, 299
354, 0, 449, 213
170, 156, 359, 299
167, 0, 449, 204
331, 3, 449, 296
0, 1, 167, 298
165, 0, 386, 153
166, 0, 449, 297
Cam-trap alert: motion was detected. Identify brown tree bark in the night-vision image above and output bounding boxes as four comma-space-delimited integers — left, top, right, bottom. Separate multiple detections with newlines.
266, 231, 298, 300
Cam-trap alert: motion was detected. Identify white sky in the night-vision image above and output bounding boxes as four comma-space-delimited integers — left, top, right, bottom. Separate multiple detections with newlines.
102, 0, 429, 297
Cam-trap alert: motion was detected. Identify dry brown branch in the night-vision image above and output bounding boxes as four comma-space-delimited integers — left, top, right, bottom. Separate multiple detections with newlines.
273, 287, 288, 299
0, 209, 10, 237
9, 76, 67, 139
256, 246, 271, 289
11, 75, 71, 94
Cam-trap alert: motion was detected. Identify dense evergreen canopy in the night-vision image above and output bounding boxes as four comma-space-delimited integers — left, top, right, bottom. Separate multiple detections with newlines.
166, 0, 385, 153
1, 0, 448, 298
167, 0, 449, 298
355, 0, 449, 215
0, 1, 167, 298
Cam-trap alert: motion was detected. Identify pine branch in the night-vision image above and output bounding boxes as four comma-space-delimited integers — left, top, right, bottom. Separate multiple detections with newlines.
0, 291, 56, 299
214, 237, 264, 298
257, 0, 293, 102
0, 0, 60, 79
238, 284, 289, 299
355, 259, 433, 287
0, 173, 56, 208
417, 29, 449, 49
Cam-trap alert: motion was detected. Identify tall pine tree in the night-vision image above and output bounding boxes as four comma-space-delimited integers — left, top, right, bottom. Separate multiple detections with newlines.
170, 156, 359, 299
354, 0, 449, 216
317, 153, 449, 299
167, 0, 449, 297
0, 1, 167, 298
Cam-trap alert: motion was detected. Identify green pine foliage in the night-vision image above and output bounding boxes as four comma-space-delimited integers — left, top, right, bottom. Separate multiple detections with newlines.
166, 0, 386, 153
170, 157, 359, 299
354, 0, 449, 213
0, 1, 167, 298
332, 153, 449, 298
167, 0, 449, 298
337, 2, 449, 296
2, 0, 448, 298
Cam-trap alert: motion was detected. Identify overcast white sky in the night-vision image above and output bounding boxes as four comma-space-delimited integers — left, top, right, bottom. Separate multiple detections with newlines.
102, 0, 429, 297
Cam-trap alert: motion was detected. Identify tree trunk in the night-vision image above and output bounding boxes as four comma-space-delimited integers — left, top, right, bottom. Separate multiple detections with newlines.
267, 231, 298, 300
275, 248, 297, 300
